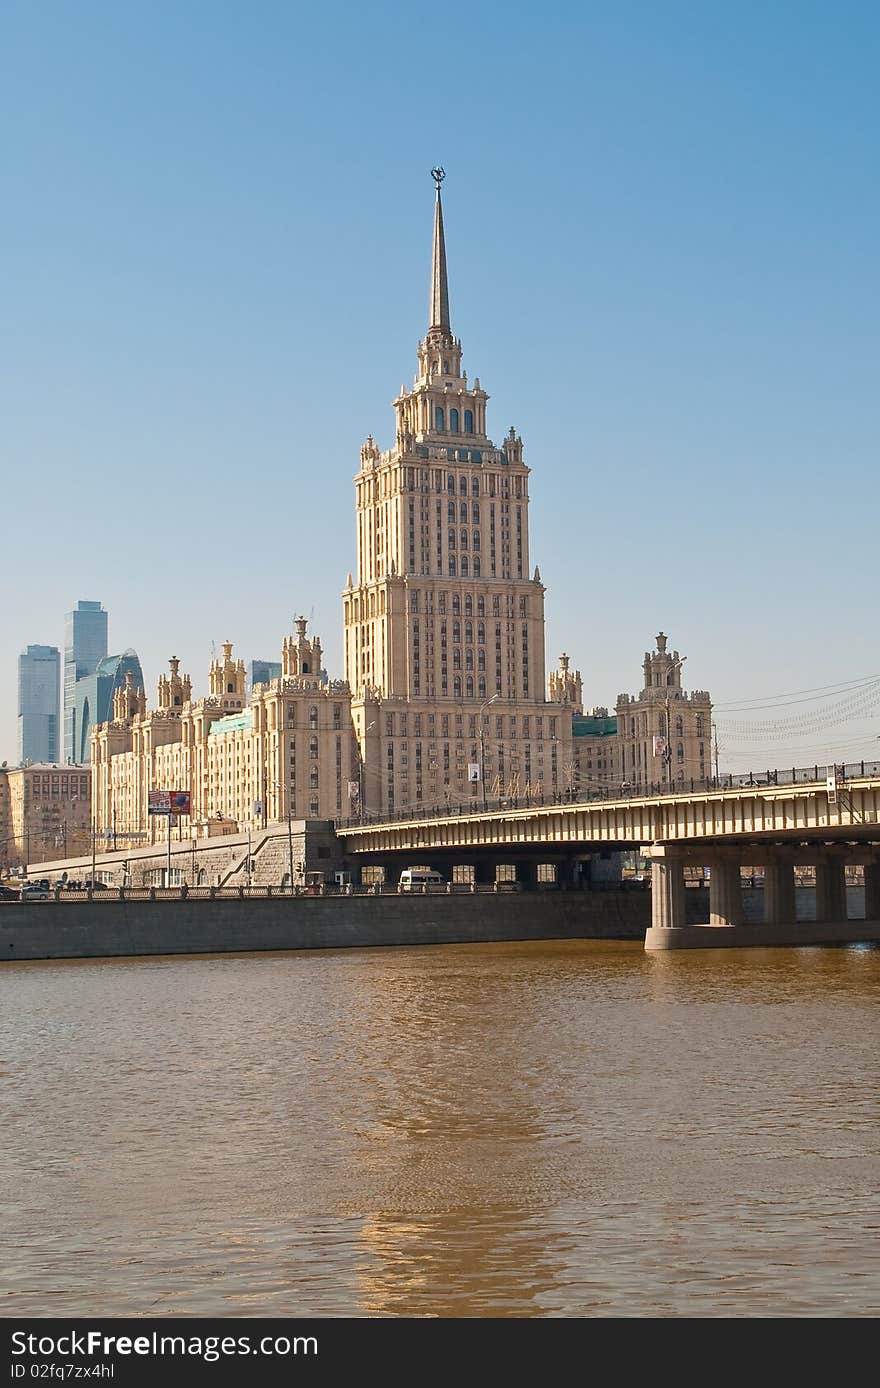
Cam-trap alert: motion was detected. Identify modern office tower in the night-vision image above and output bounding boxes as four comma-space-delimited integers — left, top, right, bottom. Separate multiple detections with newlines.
64, 600, 108, 763
248, 659, 283, 695
17, 645, 61, 765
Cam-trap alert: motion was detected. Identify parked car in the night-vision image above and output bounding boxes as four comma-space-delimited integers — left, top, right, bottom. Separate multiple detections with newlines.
0, 884, 19, 901
20, 882, 50, 900
82, 879, 110, 891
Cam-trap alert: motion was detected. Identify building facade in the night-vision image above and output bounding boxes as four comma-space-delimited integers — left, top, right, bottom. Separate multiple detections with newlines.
615, 632, 712, 789
343, 172, 571, 814
0, 764, 91, 872
91, 622, 356, 846
18, 644, 61, 765
64, 600, 108, 764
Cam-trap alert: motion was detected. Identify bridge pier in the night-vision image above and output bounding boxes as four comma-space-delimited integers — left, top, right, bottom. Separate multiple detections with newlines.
708, 861, 744, 927
815, 861, 847, 922
763, 860, 796, 924
650, 858, 685, 930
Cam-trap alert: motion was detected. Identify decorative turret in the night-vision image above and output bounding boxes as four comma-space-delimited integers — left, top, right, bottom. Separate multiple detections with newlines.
282, 617, 325, 680
361, 434, 381, 468
158, 655, 192, 711
548, 653, 583, 713
504, 426, 524, 465
113, 670, 147, 722
209, 641, 246, 706
643, 632, 684, 692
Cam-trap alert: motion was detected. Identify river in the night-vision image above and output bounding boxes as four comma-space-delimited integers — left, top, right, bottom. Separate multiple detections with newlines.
2, 938, 877, 1316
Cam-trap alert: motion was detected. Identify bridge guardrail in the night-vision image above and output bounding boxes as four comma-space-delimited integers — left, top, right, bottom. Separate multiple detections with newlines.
336, 760, 880, 830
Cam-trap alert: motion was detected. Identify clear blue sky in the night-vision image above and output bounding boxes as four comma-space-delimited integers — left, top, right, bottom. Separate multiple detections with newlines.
2, 1, 878, 770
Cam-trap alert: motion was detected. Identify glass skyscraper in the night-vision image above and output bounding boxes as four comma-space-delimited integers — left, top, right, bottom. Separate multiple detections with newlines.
64, 600, 108, 764
18, 645, 61, 764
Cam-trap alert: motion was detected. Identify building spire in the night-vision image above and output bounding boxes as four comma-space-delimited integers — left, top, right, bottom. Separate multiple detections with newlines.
429, 167, 450, 334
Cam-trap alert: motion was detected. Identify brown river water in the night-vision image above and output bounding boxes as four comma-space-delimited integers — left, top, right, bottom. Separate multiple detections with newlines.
2, 937, 878, 1317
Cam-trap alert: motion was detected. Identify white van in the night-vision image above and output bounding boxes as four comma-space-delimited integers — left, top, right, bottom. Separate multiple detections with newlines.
398, 868, 445, 892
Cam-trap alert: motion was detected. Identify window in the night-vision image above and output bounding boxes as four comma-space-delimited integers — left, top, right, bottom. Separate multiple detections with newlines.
477, 597, 485, 617
677, 743, 685, 763
452, 595, 460, 616
309, 706, 318, 729
310, 767, 319, 789
464, 409, 473, 433
448, 556, 456, 575
454, 675, 462, 697
461, 555, 468, 575
435, 407, 445, 430
450, 408, 459, 431
309, 737, 318, 758
696, 715, 705, 737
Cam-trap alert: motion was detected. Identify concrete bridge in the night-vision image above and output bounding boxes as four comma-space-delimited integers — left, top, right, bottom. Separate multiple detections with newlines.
337, 772, 880, 949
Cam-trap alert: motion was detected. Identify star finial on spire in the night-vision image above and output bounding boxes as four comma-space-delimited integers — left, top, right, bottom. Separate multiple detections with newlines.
429, 168, 450, 333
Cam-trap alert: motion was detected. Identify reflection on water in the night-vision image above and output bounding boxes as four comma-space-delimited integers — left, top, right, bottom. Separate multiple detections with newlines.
2, 938, 878, 1316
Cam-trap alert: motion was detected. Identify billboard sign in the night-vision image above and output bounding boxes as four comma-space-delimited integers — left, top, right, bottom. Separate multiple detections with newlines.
468, 763, 481, 783
148, 790, 192, 816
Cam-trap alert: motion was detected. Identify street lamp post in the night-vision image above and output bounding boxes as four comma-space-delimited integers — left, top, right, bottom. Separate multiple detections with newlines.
357, 722, 376, 823
266, 777, 295, 891
479, 694, 499, 811
663, 655, 687, 792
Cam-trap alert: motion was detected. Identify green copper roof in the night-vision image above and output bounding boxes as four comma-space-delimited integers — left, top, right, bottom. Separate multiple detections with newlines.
573, 714, 617, 738
208, 711, 253, 736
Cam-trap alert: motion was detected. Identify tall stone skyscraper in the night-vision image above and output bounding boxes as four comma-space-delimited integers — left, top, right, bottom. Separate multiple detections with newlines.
64, 599, 108, 764
17, 644, 61, 764
343, 172, 566, 815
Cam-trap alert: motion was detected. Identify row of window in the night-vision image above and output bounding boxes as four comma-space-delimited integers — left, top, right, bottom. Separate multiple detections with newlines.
434, 407, 474, 433
30, 774, 90, 798
409, 592, 529, 618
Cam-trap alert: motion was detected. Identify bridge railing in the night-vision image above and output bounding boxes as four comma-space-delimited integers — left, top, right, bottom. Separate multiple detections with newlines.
335, 760, 880, 831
